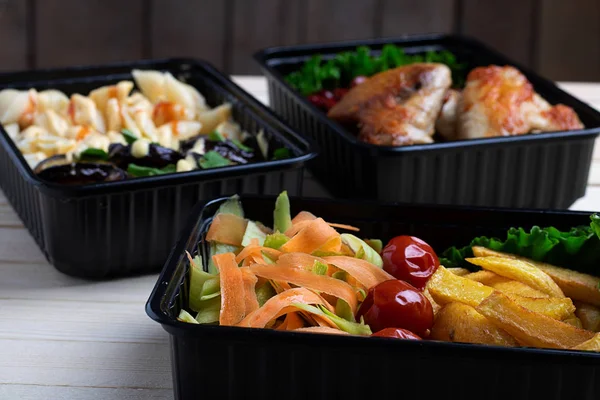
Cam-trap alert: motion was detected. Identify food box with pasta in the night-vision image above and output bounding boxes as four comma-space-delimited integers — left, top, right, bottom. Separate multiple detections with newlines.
147, 194, 600, 400
255, 34, 600, 209
0, 59, 315, 278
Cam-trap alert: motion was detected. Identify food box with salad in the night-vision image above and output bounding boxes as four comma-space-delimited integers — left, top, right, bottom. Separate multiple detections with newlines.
255, 34, 600, 209
0, 59, 315, 278
147, 193, 600, 400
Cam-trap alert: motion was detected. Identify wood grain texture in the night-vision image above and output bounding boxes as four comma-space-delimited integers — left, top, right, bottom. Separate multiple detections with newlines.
35, 0, 144, 68
536, 0, 600, 81
229, 0, 305, 74
150, 0, 228, 69
0, 0, 29, 70
0, 385, 172, 400
0, 339, 171, 388
459, 0, 537, 66
306, 0, 379, 42
380, 0, 456, 36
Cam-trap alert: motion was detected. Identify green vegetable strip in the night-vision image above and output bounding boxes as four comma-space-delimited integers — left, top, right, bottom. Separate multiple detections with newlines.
292, 303, 371, 335
440, 214, 600, 274
264, 232, 290, 249
127, 163, 176, 177
273, 191, 292, 233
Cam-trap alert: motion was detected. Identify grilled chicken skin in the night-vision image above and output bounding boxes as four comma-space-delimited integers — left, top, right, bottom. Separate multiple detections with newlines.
458, 65, 583, 139
328, 63, 452, 146
435, 89, 461, 140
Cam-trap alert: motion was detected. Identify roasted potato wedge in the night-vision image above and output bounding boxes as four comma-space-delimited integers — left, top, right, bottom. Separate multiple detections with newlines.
466, 256, 564, 297
447, 267, 471, 276
427, 266, 574, 320
573, 334, 600, 352
476, 292, 594, 349
574, 302, 600, 332
472, 246, 600, 305
463, 270, 509, 285
423, 287, 441, 314
563, 316, 583, 329
489, 280, 550, 299
430, 302, 518, 347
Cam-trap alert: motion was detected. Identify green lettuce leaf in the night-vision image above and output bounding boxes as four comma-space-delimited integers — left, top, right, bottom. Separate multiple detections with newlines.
440, 214, 600, 274
264, 232, 289, 249
177, 309, 199, 324
241, 220, 267, 246
274, 191, 292, 233
194, 296, 221, 324
341, 234, 383, 268
292, 303, 371, 335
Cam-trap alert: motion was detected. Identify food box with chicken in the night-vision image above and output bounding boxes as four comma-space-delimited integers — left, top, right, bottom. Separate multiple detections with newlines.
0, 58, 315, 278
147, 194, 600, 400
255, 34, 600, 209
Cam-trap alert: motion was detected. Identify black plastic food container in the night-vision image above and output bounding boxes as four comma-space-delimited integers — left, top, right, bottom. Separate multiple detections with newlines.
147, 195, 600, 400
255, 34, 600, 209
0, 59, 316, 279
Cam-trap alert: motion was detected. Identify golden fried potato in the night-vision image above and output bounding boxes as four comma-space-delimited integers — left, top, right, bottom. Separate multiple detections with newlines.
447, 268, 471, 276
489, 280, 550, 298
427, 266, 574, 320
476, 292, 594, 349
423, 287, 441, 314
430, 302, 518, 347
463, 270, 509, 285
466, 256, 564, 298
563, 316, 583, 329
572, 334, 600, 352
472, 246, 600, 305
574, 302, 600, 332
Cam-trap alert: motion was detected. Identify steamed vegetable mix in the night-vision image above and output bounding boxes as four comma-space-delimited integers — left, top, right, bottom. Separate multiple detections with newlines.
178, 192, 600, 352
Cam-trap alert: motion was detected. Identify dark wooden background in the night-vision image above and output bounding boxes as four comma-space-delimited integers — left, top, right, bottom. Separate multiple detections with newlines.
1, 0, 599, 81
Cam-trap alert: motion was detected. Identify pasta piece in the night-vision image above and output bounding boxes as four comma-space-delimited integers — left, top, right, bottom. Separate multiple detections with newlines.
164, 72, 206, 118
133, 109, 159, 142
22, 152, 47, 169
67, 94, 106, 133
107, 130, 127, 145
126, 92, 153, 115
153, 101, 194, 126
215, 120, 242, 141
3, 123, 20, 140
38, 89, 69, 115
157, 120, 202, 147
132, 69, 166, 103
33, 110, 69, 137
89, 81, 134, 114
198, 103, 232, 134
0, 89, 37, 127
105, 98, 122, 132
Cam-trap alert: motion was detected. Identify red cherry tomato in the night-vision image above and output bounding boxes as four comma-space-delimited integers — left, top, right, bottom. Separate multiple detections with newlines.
351, 75, 368, 87
333, 88, 349, 100
372, 328, 422, 340
382, 236, 439, 290
356, 279, 433, 336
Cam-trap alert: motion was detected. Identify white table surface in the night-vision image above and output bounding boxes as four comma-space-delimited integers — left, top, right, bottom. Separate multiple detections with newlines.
0, 77, 599, 400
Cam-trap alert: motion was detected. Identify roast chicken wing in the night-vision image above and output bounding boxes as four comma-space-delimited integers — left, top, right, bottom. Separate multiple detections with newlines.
327, 63, 451, 146
457, 65, 583, 139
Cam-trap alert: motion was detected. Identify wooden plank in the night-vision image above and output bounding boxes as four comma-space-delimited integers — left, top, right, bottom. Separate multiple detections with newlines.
570, 186, 600, 211
35, 0, 144, 68
0, 385, 172, 400
0, 0, 29, 70
460, 0, 537, 66
0, 339, 171, 388
0, 227, 46, 264
380, 0, 456, 36
306, 0, 379, 43
229, 0, 305, 74
536, 0, 600, 81
0, 299, 167, 344
150, 0, 227, 70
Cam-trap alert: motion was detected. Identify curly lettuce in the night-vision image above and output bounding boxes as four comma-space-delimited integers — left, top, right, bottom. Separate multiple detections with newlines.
440, 214, 600, 275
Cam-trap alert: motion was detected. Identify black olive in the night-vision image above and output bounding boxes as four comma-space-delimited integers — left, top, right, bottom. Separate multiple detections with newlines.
34, 156, 126, 185
108, 142, 183, 169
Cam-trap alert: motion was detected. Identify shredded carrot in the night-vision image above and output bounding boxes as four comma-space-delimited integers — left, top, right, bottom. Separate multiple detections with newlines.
284, 220, 311, 237
235, 243, 281, 264
326, 222, 360, 232
237, 288, 327, 328
206, 214, 247, 246
324, 256, 394, 289
291, 211, 317, 225
240, 267, 259, 315
213, 253, 246, 326
280, 218, 340, 254
312, 314, 338, 328
249, 264, 358, 313
318, 235, 342, 253
277, 252, 326, 270
272, 281, 292, 293
275, 312, 305, 331
294, 326, 350, 335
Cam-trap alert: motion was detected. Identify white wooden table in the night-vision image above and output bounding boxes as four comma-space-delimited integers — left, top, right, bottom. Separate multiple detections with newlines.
0, 77, 599, 400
